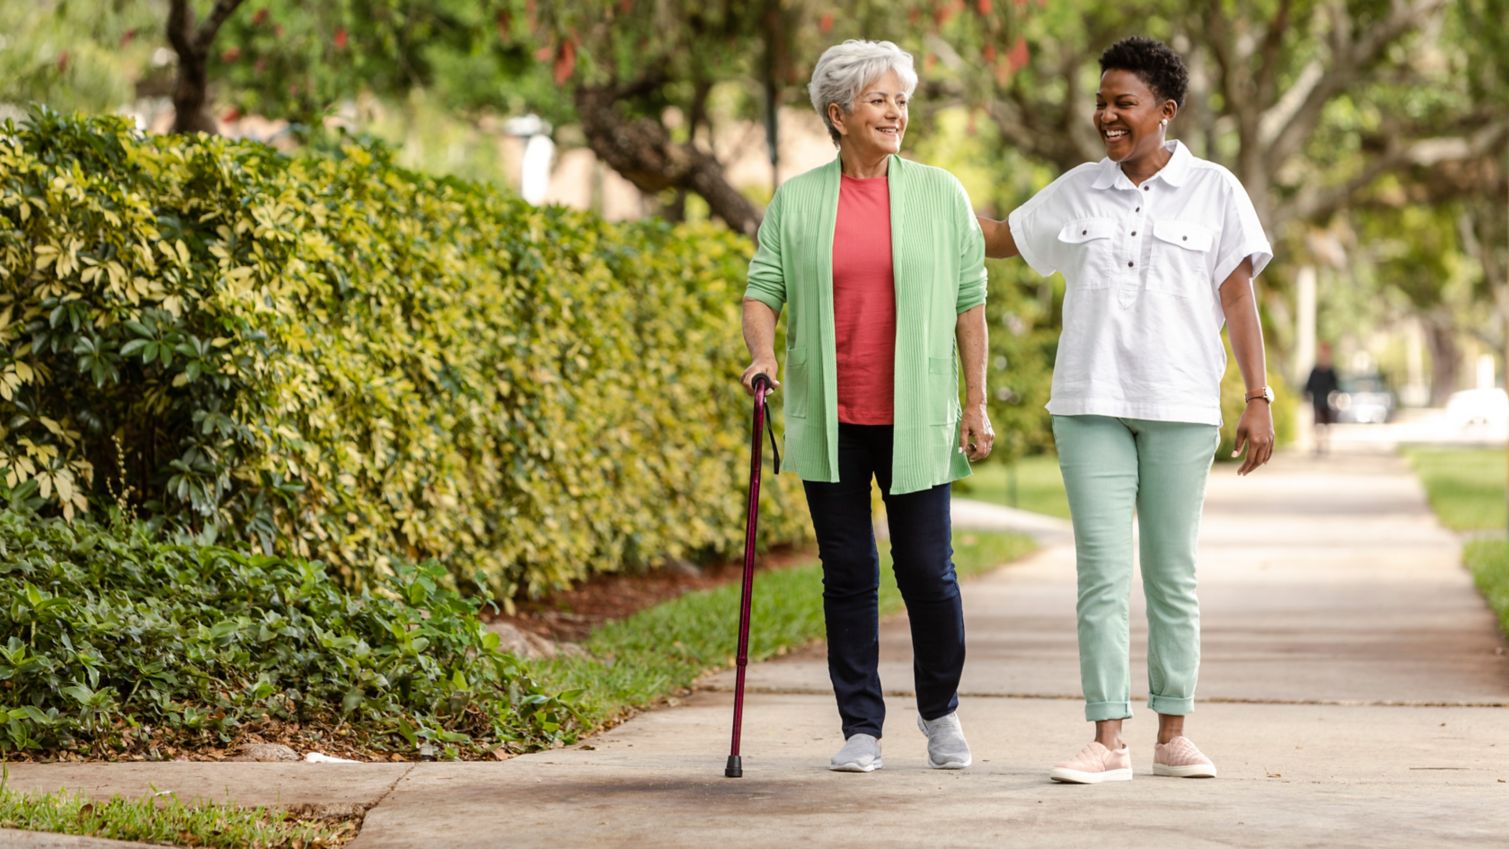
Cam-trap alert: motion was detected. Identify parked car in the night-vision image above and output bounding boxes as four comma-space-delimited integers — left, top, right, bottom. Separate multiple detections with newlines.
1445, 388, 1509, 429
1330, 374, 1396, 424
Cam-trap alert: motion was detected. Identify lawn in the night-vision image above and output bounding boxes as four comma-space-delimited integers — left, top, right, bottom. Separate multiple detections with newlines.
525, 530, 1037, 730
1400, 446, 1508, 532
0, 776, 355, 849
1402, 446, 1509, 637
952, 455, 1070, 519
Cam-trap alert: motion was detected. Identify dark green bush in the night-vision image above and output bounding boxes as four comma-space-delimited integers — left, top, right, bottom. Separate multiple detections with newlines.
0, 509, 577, 758
0, 109, 808, 599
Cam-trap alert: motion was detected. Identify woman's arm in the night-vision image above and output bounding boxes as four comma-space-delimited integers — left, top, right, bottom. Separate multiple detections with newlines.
741, 299, 781, 396
742, 190, 786, 396
956, 304, 993, 461
1219, 257, 1274, 475
976, 215, 1020, 260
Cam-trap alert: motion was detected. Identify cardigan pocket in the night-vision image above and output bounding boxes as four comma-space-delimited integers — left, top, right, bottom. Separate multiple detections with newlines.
928, 356, 957, 424
783, 348, 810, 419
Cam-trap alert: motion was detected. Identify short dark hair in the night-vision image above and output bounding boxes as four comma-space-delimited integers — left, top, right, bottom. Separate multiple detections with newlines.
1099, 37, 1189, 108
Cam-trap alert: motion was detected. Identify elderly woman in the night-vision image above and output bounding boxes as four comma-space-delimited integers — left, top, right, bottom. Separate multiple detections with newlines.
978, 36, 1274, 783
740, 39, 992, 773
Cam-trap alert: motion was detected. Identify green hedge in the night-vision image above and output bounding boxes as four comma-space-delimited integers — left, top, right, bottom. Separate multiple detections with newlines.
0, 510, 577, 758
0, 109, 808, 599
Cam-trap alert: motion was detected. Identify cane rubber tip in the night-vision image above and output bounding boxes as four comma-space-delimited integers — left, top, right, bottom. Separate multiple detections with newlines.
724, 755, 743, 778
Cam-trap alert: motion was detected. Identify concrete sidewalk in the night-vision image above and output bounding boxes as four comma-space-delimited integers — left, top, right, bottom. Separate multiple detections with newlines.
5, 443, 1508, 848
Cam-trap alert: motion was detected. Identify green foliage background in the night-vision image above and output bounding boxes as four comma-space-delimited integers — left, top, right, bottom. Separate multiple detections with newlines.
0, 110, 809, 600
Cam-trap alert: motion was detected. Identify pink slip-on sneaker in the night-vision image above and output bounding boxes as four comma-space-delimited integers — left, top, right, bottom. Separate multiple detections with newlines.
1153, 736, 1218, 778
1048, 741, 1133, 784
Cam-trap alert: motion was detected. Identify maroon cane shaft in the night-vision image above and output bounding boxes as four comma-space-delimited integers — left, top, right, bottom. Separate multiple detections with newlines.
727, 380, 767, 770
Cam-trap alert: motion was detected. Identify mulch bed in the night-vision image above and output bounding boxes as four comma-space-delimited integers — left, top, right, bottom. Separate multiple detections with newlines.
483, 544, 813, 644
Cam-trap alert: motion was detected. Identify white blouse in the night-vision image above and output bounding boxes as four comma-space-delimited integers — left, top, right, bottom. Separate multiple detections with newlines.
1009, 140, 1273, 426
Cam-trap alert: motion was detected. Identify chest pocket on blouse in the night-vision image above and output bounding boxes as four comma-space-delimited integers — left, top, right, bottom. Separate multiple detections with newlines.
1055, 217, 1118, 290
1149, 219, 1216, 297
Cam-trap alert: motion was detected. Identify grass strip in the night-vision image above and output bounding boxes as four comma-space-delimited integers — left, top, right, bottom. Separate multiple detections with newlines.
1463, 540, 1509, 637
1401, 446, 1507, 532
952, 456, 1070, 519
527, 530, 1037, 730
0, 773, 355, 848
1401, 446, 1509, 638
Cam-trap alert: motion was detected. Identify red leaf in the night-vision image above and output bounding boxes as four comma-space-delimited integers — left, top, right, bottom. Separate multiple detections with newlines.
221, 46, 241, 63
982, 43, 996, 62
819, 12, 834, 33
977, 0, 993, 14
334, 28, 348, 50
553, 39, 577, 85
57, 51, 70, 72
1007, 36, 1029, 72
496, 10, 510, 39
252, 8, 269, 25
535, 45, 553, 62
933, 0, 964, 26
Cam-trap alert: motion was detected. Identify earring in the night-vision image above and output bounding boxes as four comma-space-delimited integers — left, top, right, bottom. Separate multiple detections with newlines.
1159, 118, 1168, 129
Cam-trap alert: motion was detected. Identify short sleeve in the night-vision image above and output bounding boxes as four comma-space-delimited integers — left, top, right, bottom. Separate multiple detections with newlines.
1213, 174, 1273, 287
1006, 183, 1065, 277
743, 188, 786, 313
954, 178, 987, 314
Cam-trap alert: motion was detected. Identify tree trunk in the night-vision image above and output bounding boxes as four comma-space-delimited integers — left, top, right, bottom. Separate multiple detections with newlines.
171, 53, 217, 134
1423, 315, 1462, 407
575, 84, 763, 236
166, 0, 246, 135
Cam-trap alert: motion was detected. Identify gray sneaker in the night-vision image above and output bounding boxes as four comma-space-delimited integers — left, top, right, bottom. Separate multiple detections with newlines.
830, 733, 883, 772
917, 711, 972, 769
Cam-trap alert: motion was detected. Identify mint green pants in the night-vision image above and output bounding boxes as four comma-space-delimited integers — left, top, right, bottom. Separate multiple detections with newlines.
1052, 415, 1219, 722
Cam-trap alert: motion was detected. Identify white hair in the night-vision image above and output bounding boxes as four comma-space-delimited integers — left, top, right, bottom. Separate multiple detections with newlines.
808, 40, 918, 145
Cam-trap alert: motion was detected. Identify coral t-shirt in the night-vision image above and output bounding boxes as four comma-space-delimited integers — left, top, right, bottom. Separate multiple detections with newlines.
832, 174, 896, 425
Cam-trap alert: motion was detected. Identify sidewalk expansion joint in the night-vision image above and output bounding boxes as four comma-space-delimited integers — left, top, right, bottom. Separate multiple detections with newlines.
703, 685, 1508, 709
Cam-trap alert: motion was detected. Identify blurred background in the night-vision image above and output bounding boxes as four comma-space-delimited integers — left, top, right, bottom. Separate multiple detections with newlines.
4, 0, 1506, 460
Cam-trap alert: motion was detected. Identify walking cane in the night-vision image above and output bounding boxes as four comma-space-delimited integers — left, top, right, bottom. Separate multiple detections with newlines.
726, 372, 779, 778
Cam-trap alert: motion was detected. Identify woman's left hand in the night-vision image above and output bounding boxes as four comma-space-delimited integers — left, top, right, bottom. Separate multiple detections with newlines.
961, 404, 995, 462
1232, 401, 1275, 475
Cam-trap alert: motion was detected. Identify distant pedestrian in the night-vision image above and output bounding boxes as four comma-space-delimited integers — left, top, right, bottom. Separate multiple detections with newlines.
1304, 343, 1340, 455
976, 36, 1274, 783
741, 39, 992, 773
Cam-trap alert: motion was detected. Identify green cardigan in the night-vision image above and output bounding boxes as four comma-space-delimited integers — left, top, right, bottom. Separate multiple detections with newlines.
743, 154, 987, 495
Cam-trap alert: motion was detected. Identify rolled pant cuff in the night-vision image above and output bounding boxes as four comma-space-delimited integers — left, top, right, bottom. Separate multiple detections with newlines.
1084, 701, 1131, 722
1148, 695, 1194, 716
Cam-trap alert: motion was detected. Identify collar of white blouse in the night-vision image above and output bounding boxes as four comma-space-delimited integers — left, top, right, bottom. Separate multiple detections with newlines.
1091, 139, 1193, 192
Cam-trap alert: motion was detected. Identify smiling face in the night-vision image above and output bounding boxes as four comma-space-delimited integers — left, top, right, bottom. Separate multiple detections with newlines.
1094, 68, 1176, 167
830, 69, 909, 163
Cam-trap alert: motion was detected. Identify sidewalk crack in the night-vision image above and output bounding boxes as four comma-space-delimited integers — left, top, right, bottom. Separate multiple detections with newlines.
366, 764, 416, 814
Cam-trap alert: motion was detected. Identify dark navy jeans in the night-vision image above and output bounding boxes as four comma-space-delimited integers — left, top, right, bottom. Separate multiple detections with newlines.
802, 423, 965, 740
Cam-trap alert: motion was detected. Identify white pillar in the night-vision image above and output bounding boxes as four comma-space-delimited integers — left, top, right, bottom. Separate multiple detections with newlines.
519, 134, 555, 205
